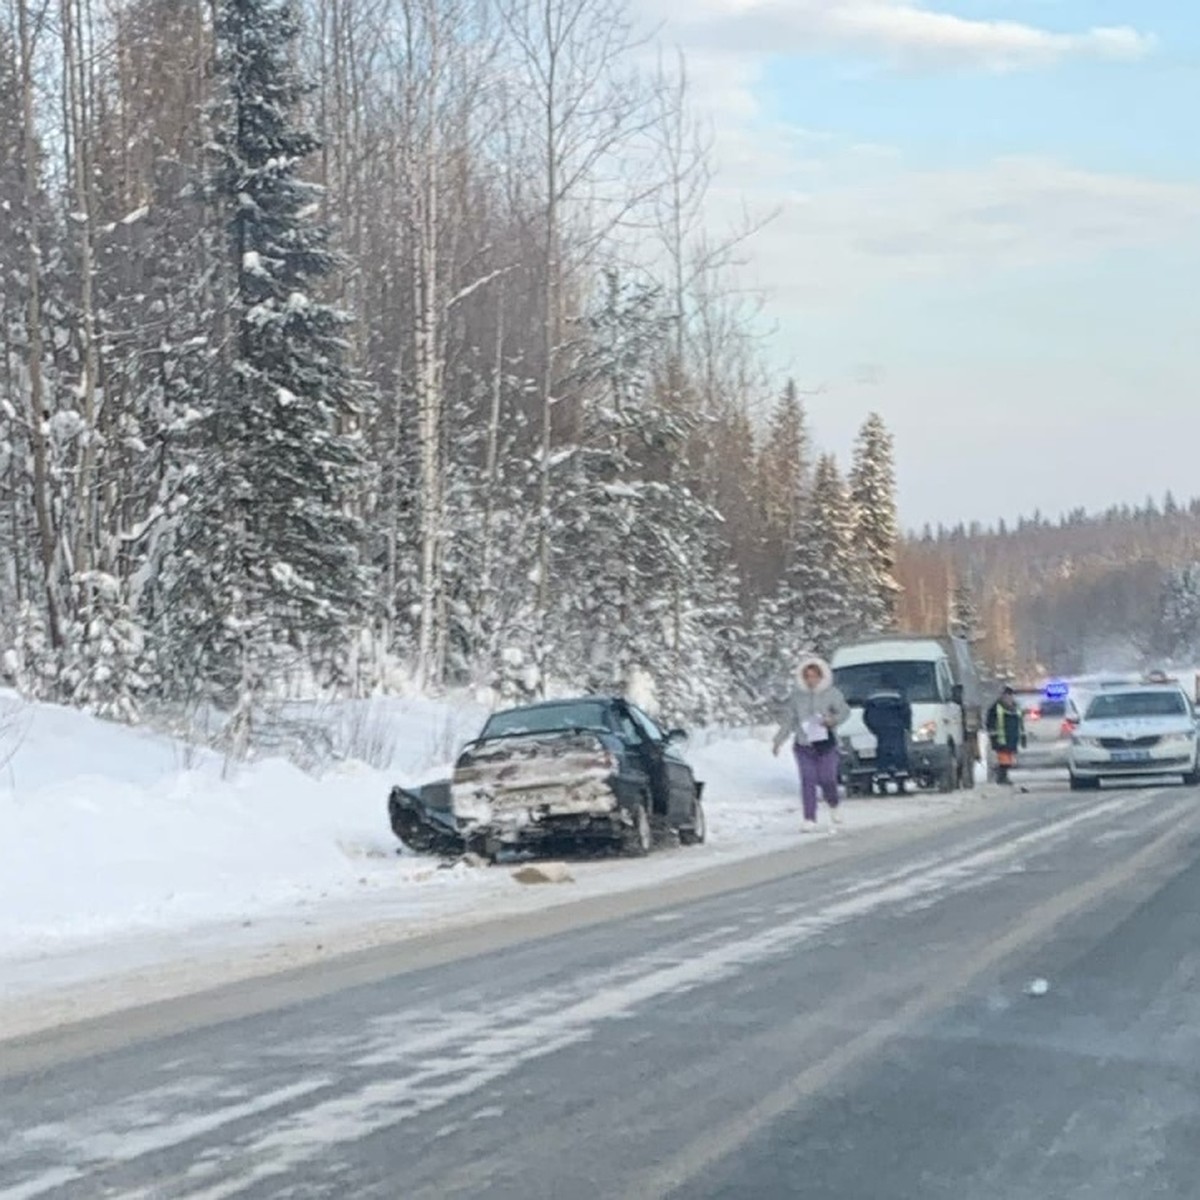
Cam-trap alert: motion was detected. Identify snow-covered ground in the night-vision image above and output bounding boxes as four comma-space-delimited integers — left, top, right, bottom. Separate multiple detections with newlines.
0, 691, 991, 1036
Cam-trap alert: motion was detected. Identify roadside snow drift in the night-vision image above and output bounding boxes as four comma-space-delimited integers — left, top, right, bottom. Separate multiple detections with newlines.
0, 692, 978, 977
0, 692, 484, 957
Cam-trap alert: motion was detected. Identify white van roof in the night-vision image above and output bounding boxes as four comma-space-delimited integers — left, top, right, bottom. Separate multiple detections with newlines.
832, 639, 948, 668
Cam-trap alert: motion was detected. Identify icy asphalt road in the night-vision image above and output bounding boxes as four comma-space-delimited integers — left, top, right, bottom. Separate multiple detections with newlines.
3, 781, 1200, 1199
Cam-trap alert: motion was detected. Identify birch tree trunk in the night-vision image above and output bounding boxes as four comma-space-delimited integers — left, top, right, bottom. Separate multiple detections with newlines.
478, 278, 504, 630
17, 0, 64, 649
63, 0, 101, 583
400, 0, 447, 690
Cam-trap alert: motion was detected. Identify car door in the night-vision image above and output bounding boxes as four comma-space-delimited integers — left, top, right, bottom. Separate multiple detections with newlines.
612, 704, 654, 801
627, 704, 695, 823
613, 701, 667, 816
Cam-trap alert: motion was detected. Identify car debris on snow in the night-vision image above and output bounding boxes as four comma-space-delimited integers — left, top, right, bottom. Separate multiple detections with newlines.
437, 852, 490, 870
511, 863, 575, 885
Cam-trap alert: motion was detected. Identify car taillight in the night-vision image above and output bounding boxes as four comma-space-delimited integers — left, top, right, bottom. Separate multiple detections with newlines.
1027, 708, 1040, 721
1060, 719, 1077, 737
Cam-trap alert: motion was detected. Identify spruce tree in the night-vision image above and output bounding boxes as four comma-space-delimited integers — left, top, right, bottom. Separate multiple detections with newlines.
60, 572, 154, 723
849, 412, 900, 630
1160, 563, 1200, 662
757, 379, 809, 589
548, 271, 736, 721
87, 2, 218, 708
548, 272, 673, 697
784, 454, 857, 658
176, 0, 370, 711
949, 573, 984, 650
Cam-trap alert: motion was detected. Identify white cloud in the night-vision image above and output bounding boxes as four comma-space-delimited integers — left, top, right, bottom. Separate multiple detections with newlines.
705, 145, 1200, 312
663, 0, 1153, 73
638, 1, 1188, 386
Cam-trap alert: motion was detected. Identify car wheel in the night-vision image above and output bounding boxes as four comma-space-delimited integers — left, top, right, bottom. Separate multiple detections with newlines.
1069, 772, 1099, 792
679, 797, 707, 846
1182, 765, 1200, 787
622, 802, 653, 857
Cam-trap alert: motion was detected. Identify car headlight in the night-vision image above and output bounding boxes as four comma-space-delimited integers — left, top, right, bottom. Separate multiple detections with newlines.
1072, 736, 1102, 748
1161, 731, 1196, 745
912, 721, 937, 744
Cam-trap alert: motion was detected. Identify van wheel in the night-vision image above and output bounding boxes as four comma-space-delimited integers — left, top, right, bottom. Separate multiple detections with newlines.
622, 803, 653, 856
938, 744, 958, 793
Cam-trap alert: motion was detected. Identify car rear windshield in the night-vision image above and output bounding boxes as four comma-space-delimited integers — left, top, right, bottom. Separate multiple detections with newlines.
1085, 690, 1188, 720
481, 700, 612, 738
834, 661, 939, 705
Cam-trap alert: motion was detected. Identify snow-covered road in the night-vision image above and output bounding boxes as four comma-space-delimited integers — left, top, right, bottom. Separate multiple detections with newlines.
4, 779, 1198, 1199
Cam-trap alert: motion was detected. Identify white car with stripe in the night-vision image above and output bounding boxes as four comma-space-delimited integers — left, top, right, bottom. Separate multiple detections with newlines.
1068, 684, 1200, 790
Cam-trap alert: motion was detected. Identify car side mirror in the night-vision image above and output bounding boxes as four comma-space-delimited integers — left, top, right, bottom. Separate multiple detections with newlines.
666, 727, 688, 744
951, 684, 964, 706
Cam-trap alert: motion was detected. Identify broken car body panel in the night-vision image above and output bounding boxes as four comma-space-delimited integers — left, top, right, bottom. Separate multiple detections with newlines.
451, 732, 620, 831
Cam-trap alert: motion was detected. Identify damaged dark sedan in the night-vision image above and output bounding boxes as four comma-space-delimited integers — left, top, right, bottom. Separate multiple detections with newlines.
388, 696, 706, 860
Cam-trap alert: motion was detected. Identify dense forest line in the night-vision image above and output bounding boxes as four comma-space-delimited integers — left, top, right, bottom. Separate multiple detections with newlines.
0, 0, 901, 733
897, 496, 1200, 681
9, 0, 1184, 732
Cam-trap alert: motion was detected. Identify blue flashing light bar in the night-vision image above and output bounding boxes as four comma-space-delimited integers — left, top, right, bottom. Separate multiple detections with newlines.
1044, 680, 1069, 701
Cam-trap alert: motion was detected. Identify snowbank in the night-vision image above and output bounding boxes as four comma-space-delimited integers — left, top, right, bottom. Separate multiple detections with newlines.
0, 691, 483, 958
0, 692, 980, 1012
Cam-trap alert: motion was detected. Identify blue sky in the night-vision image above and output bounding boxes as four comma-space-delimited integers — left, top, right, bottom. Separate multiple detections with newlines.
656, 0, 1200, 528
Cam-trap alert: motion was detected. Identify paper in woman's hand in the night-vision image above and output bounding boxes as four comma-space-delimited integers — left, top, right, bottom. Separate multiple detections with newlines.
803, 717, 830, 743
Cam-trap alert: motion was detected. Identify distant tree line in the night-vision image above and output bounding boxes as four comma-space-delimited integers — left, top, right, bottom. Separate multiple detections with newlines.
898, 495, 1200, 680
0, 0, 900, 729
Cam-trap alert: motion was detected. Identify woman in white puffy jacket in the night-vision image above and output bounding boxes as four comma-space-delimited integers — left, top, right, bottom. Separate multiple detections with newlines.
772, 655, 851, 830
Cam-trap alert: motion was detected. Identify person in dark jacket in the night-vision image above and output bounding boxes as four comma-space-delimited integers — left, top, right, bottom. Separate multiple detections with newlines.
986, 686, 1026, 784
863, 673, 912, 793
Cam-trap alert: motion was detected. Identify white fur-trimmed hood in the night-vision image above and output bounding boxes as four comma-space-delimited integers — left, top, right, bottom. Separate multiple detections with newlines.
796, 654, 833, 693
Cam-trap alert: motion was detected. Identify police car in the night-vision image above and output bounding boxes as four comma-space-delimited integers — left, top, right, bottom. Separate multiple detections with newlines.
1068, 679, 1200, 790
1012, 680, 1077, 769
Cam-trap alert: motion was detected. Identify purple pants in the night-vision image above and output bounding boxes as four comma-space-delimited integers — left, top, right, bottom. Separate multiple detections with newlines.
793, 742, 841, 821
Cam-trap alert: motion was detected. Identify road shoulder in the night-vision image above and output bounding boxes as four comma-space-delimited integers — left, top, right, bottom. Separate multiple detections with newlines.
0, 789, 1022, 1051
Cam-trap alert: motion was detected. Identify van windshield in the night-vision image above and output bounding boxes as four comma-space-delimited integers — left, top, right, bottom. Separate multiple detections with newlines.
834, 661, 940, 705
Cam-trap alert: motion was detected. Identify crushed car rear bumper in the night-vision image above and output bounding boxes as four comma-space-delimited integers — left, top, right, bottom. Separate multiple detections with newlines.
388, 783, 466, 857
388, 781, 635, 857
